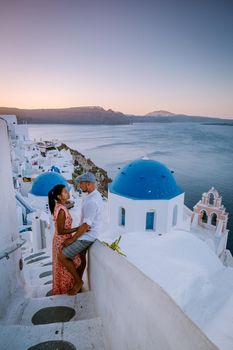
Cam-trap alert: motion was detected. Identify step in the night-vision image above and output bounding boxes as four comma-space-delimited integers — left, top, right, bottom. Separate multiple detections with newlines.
29, 282, 89, 299
28, 284, 55, 298
0, 317, 106, 350
23, 250, 52, 274
23, 255, 52, 268
2, 292, 96, 326
25, 264, 53, 280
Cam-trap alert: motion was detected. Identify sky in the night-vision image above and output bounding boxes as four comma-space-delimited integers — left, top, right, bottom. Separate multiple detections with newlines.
0, 0, 233, 118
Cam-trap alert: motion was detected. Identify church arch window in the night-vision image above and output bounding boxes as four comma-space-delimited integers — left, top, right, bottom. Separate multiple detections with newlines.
172, 205, 178, 226
119, 207, 125, 226
211, 213, 217, 226
209, 193, 214, 205
201, 210, 208, 223
146, 210, 155, 230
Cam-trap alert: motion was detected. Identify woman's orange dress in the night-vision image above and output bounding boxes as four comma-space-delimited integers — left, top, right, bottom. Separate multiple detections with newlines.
52, 203, 81, 295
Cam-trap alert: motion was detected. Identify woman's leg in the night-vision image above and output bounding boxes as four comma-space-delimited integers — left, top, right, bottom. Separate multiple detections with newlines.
58, 252, 82, 294
76, 251, 87, 280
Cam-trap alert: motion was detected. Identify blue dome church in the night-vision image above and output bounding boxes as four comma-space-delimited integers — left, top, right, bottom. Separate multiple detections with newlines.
31, 172, 69, 196
109, 158, 186, 235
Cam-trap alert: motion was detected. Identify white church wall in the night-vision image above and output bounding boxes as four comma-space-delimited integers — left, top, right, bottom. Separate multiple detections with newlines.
183, 205, 193, 230
109, 192, 131, 233
0, 119, 24, 319
109, 191, 185, 235
89, 241, 218, 350
216, 233, 229, 258
167, 193, 185, 231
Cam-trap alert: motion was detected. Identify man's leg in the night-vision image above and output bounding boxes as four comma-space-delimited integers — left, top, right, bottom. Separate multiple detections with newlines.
58, 252, 82, 294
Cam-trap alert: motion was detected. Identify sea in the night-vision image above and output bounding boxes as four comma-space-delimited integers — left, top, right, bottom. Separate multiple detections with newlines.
28, 122, 233, 253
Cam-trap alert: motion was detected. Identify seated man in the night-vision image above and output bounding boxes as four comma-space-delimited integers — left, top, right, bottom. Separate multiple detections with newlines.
59, 171, 103, 294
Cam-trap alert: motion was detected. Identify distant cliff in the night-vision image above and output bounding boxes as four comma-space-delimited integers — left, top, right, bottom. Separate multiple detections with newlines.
128, 114, 231, 123
0, 106, 231, 124
0, 106, 130, 125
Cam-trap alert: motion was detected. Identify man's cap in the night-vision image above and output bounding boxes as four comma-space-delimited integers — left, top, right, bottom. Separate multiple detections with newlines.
76, 172, 96, 183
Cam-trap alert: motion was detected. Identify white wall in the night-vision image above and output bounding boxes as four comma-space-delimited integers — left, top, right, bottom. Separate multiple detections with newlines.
167, 193, 185, 230
0, 115, 17, 124
0, 115, 17, 139
0, 115, 28, 142
0, 119, 23, 319
89, 241, 219, 350
109, 191, 185, 235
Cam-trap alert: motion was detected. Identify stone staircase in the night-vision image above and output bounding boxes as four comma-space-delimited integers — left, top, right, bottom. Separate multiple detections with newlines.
0, 249, 106, 350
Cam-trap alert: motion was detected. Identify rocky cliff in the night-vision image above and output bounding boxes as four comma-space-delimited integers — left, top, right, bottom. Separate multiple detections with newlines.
57, 143, 111, 197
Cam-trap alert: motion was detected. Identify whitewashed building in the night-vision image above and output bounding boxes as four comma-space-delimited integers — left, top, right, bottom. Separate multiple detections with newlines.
108, 157, 185, 235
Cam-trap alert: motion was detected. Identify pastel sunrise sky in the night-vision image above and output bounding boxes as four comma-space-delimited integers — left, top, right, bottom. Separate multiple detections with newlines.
0, 0, 233, 118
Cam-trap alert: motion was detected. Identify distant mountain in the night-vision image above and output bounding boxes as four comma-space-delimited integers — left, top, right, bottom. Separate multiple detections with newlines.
0, 106, 231, 125
145, 110, 177, 117
129, 114, 231, 124
0, 106, 130, 125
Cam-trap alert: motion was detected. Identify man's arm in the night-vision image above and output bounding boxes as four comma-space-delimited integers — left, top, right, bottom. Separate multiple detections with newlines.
63, 201, 97, 246
72, 223, 90, 240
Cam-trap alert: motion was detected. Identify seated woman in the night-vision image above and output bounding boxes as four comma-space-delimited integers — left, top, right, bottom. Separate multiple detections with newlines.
48, 184, 81, 295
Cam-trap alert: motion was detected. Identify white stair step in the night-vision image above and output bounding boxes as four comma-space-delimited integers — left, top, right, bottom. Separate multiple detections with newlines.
0, 317, 106, 350
2, 292, 96, 326
25, 264, 52, 280
28, 284, 53, 298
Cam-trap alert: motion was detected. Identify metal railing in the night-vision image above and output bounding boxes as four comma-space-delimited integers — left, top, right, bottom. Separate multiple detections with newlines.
0, 238, 26, 261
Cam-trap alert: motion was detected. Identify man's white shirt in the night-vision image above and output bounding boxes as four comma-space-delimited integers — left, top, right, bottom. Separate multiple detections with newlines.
78, 189, 103, 241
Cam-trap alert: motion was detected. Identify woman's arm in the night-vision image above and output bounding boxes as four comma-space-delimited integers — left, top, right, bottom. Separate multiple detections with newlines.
62, 223, 90, 247
56, 209, 78, 235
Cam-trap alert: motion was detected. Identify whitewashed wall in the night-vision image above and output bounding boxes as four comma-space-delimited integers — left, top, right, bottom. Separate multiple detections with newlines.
0, 115, 17, 139
0, 119, 23, 319
109, 191, 185, 235
89, 241, 219, 350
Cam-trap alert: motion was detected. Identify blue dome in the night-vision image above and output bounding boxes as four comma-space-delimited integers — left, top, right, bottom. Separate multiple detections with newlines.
109, 159, 183, 200
31, 172, 70, 196
50, 165, 61, 173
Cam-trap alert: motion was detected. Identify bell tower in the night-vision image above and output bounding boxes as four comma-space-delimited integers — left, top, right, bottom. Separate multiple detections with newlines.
191, 187, 229, 258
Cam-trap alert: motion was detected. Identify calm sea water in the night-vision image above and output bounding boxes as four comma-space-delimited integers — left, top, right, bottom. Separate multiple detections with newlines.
28, 123, 233, 253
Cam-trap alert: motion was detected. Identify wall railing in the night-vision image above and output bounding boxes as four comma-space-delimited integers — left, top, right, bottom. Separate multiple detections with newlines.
0, 238, 26, 261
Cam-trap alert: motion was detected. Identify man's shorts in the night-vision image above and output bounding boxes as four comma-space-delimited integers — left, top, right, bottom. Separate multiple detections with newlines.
62, 240, 95, 258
